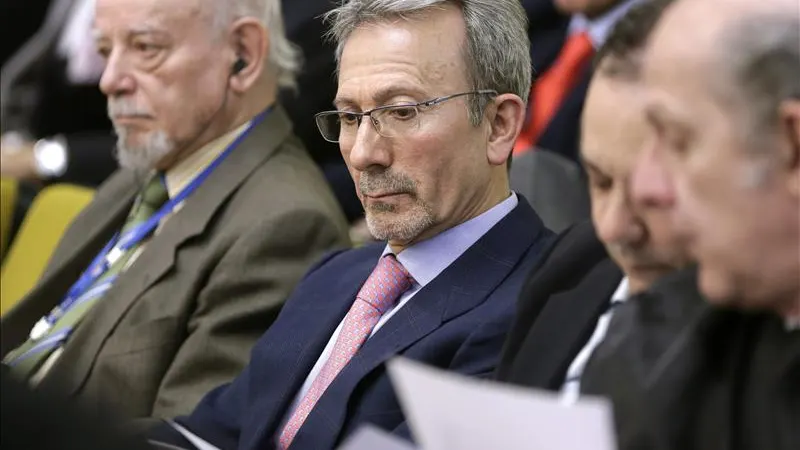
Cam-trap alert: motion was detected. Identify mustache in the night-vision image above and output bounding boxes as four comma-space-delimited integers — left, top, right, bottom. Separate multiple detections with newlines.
107, 99, 153, 118
359, 170, 417, 197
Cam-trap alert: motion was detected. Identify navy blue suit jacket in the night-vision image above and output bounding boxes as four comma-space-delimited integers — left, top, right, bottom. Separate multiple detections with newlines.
150, 199, 553, 449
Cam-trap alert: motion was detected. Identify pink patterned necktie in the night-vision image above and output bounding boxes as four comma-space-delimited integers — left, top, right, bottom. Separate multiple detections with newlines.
278, 254, 413, 449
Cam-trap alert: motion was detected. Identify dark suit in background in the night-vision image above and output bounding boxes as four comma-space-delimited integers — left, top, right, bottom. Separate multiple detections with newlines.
279, 0, 361, 222
0, 366, 150, 450
496, 221, 622, 389
150, 200, 553, 450
1, 107, 350, 420
582, 268, 800, 450
510, 0, 642, 233
508, 0, 597, 233
520, 0, 593, 163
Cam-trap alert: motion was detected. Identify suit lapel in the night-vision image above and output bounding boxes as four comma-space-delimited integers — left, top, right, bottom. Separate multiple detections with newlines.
245, 249, 380, 446
290, 201, 548, 449
0, 172, 137, 356
56, 107, 294, 396
512, 258, 622, 390
109, 108, 293, 295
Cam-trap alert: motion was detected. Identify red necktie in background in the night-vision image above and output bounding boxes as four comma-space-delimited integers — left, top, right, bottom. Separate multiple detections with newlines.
514, 31, 594, 155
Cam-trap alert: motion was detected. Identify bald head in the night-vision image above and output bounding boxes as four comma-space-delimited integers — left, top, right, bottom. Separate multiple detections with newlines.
719, 3, 800, 137
650, 0, 800, 140
634, 0, 800, 316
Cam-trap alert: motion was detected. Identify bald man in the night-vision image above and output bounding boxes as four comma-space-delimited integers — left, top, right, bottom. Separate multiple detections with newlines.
586, 0, 800, 449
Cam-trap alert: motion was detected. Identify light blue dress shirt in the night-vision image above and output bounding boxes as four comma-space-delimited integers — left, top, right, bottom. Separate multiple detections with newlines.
568, 0, 645, 48
281, 192, 520, 429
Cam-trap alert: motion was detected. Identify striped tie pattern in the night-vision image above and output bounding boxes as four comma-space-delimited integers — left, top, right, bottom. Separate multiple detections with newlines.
5, 175, 169, 379
278, 254, 413, 449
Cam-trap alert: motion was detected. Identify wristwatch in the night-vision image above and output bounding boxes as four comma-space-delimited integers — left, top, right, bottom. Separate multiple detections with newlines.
32, 136, 69, 179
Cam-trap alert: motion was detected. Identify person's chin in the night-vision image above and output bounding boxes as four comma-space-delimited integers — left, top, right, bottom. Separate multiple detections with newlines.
621, 259, 675, 290
697, 264, 739, 306
627, 269, 662, 292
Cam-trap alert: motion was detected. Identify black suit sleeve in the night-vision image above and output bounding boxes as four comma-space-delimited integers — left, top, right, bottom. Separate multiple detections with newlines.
494, 221, 611, 382
493, 226, 571, 379
0, 366, 150, 450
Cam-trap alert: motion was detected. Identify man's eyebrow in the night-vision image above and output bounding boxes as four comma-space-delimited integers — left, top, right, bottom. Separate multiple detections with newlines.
333, 85, 428, 110
371, 86, 427, 105
129, 26, 169, 38
580, 157, 608, 177
332, 97, 356, 111
645, 101, 693, 129
93, 25, 168, 41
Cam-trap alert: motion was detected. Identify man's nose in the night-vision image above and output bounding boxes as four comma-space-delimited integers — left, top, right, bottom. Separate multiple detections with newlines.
630, 143, 676, 211
596, 191, 645, 248
99, 51, 135, 97
346, 117, 391, 172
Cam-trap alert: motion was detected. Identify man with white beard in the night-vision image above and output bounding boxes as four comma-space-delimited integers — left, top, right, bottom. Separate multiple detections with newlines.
0, 0, 349, 421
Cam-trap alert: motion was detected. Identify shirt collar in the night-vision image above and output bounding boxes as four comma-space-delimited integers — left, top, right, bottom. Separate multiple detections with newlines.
381, 192, 519, 288
568, 0, 645, 48
786, 316, 800, 332
163, 120, 251, 198
612, 277, 631, 303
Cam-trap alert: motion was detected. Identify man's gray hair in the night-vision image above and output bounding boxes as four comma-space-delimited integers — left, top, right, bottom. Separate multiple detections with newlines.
721, 13, 800, 141
324, 0, 532, 125
212, 0, 302, 90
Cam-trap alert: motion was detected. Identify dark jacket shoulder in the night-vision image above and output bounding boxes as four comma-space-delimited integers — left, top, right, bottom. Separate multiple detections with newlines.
496, 221, 622, 386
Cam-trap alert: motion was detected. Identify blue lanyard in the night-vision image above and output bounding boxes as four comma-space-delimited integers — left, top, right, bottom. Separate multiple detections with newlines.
44, 109, 271, 328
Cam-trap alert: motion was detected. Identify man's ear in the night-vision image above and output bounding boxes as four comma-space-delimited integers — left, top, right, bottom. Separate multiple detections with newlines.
486, 93, 526, 167
778, 99, 800, 197
228, 18, 269, 93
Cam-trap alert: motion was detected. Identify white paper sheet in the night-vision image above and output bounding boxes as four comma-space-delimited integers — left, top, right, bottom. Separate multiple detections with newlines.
338, 425, 419, 450
387, 358, 618, 450
167, 421, 221, 450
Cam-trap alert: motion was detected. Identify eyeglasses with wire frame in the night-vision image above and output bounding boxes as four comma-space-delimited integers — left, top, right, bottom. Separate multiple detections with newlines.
314, 90, 499, 143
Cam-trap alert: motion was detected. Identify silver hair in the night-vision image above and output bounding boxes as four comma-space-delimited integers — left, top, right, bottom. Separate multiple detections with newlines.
324, 0, 532, 125
720, 12, 800, 141
716, 12, 800, 188
210, 0, 302, 90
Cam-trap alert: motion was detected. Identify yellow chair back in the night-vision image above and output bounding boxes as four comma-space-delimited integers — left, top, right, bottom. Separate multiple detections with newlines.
1, 184, 94, 315
0, 177, 19, 259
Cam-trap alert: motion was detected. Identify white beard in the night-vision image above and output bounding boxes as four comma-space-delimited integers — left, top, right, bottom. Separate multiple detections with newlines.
108, 98, 176, 170
113, 126, 175, 170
